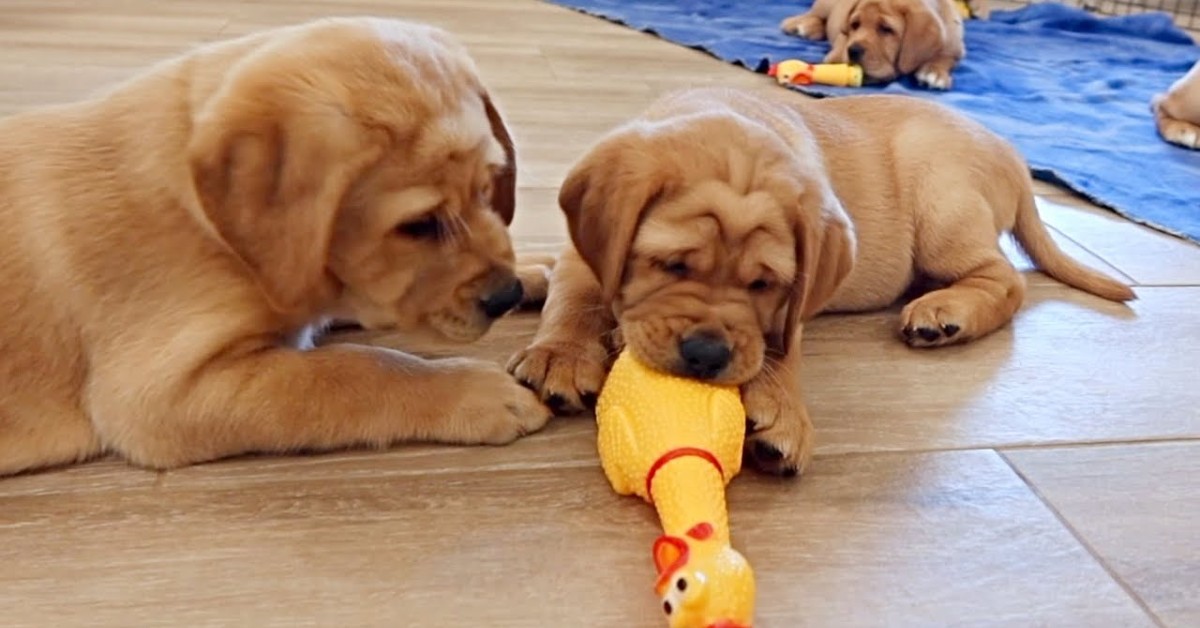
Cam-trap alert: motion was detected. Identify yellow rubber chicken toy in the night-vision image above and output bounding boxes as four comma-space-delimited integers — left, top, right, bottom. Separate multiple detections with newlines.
768, 59, 863, 88
596, 349, 755, 628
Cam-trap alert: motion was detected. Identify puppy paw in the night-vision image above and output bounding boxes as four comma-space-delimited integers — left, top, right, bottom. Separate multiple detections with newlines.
899, 291, 971, 348
435, 358, 553, 445
781, 14, 826, 40
1159, 118, 1200, 150
740, 371, 814, 477
823, 48, 848, 64
915, 67, 953, 90
507, 340, 608, 415
515, 259, 554, 308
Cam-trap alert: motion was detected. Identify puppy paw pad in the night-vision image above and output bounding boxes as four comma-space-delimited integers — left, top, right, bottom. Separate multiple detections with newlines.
753, 440, 785, 462
900, 322, 963, 348
545, 393, 569, 413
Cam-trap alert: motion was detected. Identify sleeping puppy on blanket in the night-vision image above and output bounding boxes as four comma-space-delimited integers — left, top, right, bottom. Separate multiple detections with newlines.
780, 0, 974, 90
0, 18, 553, 476
509, 86, 1133, 477
1152, 59, 1200, 150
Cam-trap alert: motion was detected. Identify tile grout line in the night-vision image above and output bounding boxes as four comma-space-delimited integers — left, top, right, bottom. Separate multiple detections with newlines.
813, 435, 1200, 461
1111, 282, 1200, 288
996, 435, 1200, 452
995, 450, 1169, 628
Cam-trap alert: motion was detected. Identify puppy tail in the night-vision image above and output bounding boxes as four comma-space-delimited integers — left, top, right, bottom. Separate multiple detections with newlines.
1011, 194, 1136, 302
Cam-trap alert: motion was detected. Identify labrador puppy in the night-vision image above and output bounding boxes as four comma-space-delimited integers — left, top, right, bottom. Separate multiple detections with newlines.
509, 87, 1133, 476
0, 18, 553, 476
780, 0, 966, 89
1152, 59, 1200, 149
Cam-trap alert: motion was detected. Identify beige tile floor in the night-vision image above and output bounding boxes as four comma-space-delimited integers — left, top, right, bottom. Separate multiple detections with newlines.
1, 1, 1198, 626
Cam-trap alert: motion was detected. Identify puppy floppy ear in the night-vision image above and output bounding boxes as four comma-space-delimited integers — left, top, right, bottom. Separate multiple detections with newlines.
897, 0, 947, 74
558, 132, 669, 302
779, 189, 856, 351
189, 90, 383, 312
482, 92, 517, 226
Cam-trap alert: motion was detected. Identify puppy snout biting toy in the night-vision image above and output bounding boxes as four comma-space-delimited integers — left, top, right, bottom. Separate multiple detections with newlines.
595, 349, 755, 628
768, 59, 863, 88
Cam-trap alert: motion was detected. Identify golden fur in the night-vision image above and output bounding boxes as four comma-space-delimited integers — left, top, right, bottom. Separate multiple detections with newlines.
781, 0, 968, 89
510, 86, 1134, 477
1152, 59, 1200, 150
0, 17, 553, 476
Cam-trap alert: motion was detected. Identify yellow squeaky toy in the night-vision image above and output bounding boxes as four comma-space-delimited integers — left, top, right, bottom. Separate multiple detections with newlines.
768, 59, 863, 88
596, 349, 755, 628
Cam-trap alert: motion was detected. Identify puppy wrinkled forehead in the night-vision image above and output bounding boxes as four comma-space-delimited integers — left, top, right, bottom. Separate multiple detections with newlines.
854, 0, 886, 14
363, 17, 484, 95
455, 99, 507, 167
365, 18, 466, 61
356, 19, 502, 168
424, 99, 505, 168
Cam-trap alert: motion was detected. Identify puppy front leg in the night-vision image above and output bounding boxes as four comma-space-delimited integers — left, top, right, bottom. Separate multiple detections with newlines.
823, 34, 853, 64
781, 12, 829, 40
741, 339, 814, 478
1152, 102, 1200, 149
914, 56, 958, 90
781, 0, 837, 39
91, 345, 552, 469
968, 0, 991, 19
508, 247, 615, 415
515, 252, 558, 307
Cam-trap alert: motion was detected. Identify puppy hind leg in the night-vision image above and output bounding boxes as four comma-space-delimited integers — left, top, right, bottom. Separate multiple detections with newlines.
901, 257, 1025, 347
901, 195, 1026, 348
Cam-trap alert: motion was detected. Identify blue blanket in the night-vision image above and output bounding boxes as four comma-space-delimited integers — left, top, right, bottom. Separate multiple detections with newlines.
546, 0, 1200, 244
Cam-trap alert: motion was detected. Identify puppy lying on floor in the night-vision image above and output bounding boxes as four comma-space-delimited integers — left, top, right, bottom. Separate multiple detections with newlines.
780, 0, 972, 90
0, 18, 552, 476
1152, 59, 1200, 150
510, 86, 1133, 477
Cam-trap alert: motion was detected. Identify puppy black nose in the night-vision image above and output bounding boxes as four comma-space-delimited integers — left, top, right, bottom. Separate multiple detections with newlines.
480, 279, 524, 319
678, 334, 732, 380
848, 44, 865, 62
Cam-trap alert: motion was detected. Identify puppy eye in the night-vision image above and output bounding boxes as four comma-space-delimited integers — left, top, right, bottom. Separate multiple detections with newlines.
661, 261, 690, 278
748, 279, 773, 293
850, 19, 862, 29
878, 24, 895, 35
394, 214, 442, 240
